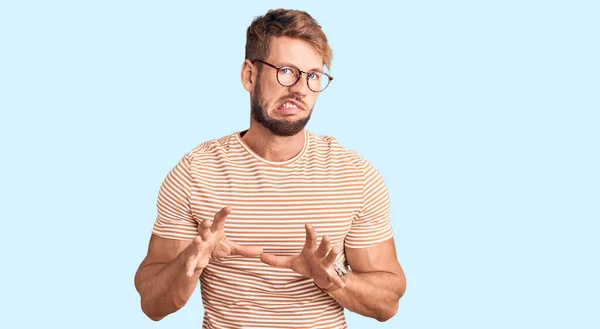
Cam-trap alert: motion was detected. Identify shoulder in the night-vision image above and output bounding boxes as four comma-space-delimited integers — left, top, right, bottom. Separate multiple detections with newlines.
307, 131, 367, 169
185, 132, 238, 162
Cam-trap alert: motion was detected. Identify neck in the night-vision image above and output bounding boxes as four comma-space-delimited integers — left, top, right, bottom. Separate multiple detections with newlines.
241, 122, 306, 162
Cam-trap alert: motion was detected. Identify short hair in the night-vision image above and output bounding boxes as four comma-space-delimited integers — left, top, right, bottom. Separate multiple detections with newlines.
245, 9, 333, 69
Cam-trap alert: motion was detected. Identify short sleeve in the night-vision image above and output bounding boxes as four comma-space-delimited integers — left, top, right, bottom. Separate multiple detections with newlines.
152, 154, 198, 240
344, 159, 394, 249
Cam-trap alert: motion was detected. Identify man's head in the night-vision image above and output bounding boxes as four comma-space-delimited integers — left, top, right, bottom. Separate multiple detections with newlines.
241, 9, 332, 137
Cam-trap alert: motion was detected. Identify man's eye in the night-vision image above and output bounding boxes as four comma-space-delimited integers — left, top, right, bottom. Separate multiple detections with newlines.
280, 68, 293, 75
308, 72, 321, 80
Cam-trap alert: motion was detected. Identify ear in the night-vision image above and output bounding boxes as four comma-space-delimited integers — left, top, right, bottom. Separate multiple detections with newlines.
241, 59, 255, 92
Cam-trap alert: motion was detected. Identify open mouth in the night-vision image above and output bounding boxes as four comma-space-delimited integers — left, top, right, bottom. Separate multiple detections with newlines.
276, 99, 304, 115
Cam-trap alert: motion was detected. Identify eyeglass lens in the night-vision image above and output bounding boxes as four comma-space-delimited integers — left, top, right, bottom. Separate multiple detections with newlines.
277, 67, 329, 92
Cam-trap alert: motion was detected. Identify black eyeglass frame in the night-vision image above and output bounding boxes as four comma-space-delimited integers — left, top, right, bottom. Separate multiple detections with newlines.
251, 59, 333, 92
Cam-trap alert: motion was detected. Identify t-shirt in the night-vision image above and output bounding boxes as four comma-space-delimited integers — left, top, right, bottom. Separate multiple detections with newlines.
152, 130, 394, 329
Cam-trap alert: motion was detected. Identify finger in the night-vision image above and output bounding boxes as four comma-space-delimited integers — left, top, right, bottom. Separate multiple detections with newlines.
186, 261, 196, 278
199, 219, 212, 231
260, 253, 293, 269
229, 240, 263, 257
199, 220, 212, 241
191, 235, 203, 251
211, 205, 232, 233
315, 235, 330, 259
186, 236, 203, 277
323, 245, 341, 266
303, 223, 317, 251
185, 248, 199, 278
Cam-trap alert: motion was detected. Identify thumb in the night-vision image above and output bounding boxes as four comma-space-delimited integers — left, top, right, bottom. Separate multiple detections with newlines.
260, 253, 293, 269
229, 240, 263, 257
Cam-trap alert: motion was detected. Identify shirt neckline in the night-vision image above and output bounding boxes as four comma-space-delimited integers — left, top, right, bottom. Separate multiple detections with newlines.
235, 130, 309, 166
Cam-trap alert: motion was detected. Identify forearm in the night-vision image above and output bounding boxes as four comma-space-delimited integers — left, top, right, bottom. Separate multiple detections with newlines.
327, 270, 405, 322
134, 250, 202, 321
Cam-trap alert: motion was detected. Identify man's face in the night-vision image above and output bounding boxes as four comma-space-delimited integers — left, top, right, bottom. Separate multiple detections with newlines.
251, 37, 323, 136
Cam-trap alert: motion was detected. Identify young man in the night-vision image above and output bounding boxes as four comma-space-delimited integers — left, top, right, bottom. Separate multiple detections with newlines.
135, 9, 406, 329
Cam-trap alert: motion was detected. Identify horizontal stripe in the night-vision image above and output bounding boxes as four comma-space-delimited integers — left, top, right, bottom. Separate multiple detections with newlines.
152, 131, 392, 328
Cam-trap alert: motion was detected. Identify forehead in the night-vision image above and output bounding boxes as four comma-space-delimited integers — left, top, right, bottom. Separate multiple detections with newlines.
267, 36, 324, 71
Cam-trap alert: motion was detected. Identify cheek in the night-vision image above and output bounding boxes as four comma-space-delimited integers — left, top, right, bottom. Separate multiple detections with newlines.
306, 95, 318, 108
264, 92, 286, 109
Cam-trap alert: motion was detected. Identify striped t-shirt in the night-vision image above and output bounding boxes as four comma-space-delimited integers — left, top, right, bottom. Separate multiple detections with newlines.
152, 130, 394, 329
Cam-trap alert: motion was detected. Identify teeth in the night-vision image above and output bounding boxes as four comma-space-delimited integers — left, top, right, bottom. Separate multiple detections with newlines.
282, 102, 298, 109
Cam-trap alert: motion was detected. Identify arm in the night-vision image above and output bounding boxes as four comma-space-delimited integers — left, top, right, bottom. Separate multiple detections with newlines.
261, 226, 406, 322
134, 235, 201, 321
134, 206, 263, 321
324, 157, 405, 320
324, 238, 406, 321
134, 152, 204, 321
261, 158, 405, 321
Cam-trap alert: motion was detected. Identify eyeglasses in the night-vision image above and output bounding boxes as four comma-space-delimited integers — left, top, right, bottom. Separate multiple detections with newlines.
251, 59, 333, 92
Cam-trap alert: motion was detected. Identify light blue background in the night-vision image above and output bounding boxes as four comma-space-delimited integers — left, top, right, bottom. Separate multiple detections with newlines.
1, 0, 598, 328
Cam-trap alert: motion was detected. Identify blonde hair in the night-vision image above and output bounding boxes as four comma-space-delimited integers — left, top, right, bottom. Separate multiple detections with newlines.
245, 9, 332, 69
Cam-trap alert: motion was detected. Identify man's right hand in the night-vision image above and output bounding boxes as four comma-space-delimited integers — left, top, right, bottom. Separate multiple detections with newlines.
184, 206, 263, 277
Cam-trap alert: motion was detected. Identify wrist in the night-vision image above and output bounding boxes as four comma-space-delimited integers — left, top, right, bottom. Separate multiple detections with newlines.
314, 281, 342, 292
314, 261, 349, 294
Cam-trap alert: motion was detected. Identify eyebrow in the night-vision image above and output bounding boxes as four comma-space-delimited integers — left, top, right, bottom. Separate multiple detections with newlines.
279, 62, 324, 73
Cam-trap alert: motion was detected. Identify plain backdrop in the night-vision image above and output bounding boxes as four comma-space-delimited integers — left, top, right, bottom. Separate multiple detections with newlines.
1, 1, 598, 328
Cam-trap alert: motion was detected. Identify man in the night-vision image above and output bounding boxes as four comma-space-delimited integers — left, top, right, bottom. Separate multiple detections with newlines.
134, 8, 406, 329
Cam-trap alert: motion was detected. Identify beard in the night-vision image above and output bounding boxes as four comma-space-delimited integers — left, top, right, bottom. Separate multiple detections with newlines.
251, 77, 312, 137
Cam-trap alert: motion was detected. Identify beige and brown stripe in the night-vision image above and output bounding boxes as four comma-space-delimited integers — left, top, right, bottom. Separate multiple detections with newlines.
152, 130, 394, 329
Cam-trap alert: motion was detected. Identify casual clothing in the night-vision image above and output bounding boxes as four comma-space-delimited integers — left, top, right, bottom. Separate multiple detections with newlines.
152, 130, 393, 329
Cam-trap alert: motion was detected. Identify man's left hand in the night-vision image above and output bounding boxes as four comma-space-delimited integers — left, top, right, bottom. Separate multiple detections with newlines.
260, 223, 346, 290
